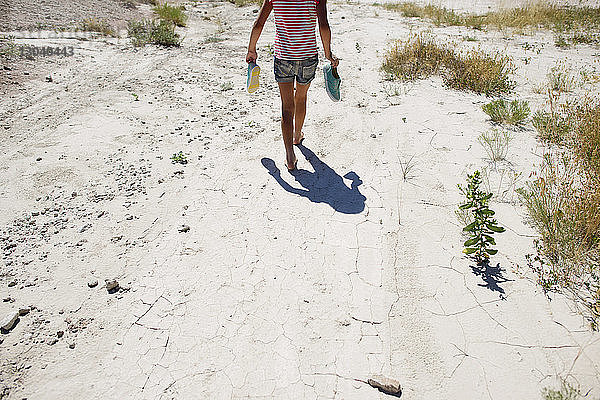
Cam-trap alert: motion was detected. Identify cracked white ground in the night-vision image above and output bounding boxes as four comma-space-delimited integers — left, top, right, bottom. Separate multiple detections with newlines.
0, 0, 599, 399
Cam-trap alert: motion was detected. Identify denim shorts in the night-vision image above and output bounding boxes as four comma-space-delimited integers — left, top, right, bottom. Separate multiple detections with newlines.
274, 55, 319, 85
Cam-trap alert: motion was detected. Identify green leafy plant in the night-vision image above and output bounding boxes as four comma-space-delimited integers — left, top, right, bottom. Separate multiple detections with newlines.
458, 171, 505, 262
170, 151, 188, 164
482, 99, 530, 125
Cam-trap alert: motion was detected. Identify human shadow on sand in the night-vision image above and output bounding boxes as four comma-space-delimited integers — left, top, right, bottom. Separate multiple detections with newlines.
261, 144, 366, 214
470, 261, 512, 299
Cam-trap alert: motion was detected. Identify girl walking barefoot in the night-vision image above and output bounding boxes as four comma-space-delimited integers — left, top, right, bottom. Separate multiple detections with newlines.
246, 0, 339, 171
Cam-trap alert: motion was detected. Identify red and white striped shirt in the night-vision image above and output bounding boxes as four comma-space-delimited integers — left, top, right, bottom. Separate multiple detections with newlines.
269, 0, 319, 60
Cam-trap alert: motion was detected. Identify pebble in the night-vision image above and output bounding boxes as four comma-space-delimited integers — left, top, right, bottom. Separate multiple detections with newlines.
106, 280, 119, 293
68, 343, 75, 349
79, 224, 91, 233
178, 224, 190, 233
1, 311, 19, 332
8, 281, 16, 287
87, 279, 98, 288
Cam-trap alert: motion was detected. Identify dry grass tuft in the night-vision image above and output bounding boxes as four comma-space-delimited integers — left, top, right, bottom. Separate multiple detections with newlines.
381, 34, 515, 96
153, 2, 188, 27
482, 99, 530, 125
0, 35, 18, 59
80, 18, 117, 36
229, 0, 262, 7
127, 19, 182, 47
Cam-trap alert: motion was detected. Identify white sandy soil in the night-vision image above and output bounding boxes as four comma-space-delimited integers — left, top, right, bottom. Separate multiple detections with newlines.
0, 0, 599, 399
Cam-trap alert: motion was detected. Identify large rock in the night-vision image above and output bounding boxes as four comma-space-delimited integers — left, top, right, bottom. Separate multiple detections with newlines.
0, 311, 19, 332
367, 375, 402, 397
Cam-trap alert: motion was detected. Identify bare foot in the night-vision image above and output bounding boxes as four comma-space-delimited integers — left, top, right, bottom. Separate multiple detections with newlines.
285, 155, 297, 171
293, 131, 304, 145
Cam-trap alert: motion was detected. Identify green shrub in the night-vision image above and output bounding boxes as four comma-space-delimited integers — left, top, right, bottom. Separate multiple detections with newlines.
153, 2, 188, 27
482, 99, 530, 125
127, 19, 181, 47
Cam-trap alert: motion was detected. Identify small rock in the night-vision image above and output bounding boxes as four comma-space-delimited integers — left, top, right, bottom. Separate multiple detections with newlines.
106, 280, 119, 293
45, 75, 53, 82
79, 223, 91, 233
178, 224, 190, 233
47, 337, 58, 346
367, 375, 402, 397
36, 157, 42, 161
370, 134, 377, 138
24, 71, 29, 75
18, 308, 30, 316
68, 343, 75, 349
7, 281, 16, 287
57, 331, 64, 338
87, 279, 98, 288
3, 65, 11, 70
1, 311, 19, 332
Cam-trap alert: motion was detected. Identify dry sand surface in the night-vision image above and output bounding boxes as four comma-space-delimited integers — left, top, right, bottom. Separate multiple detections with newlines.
1, 0, 600, 399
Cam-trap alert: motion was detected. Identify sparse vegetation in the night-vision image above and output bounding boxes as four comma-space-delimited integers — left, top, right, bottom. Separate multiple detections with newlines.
399, 155, 417, 180
80, 18, 116, 36
548, 63, 578, 93
153, 2, 188, 27
220, 81, 233, 91
382, 34, 515, 96
458, 171, 506, 262
482, 99, 530, 125
0, 35, 18, 59
522, 95, 600, 328
478, 128, 513, 162
170, 151, 188, 164
127, 19, 182, 47
229, 0, 262, 6
380, 2, 600, 34
542, 379, 583, 400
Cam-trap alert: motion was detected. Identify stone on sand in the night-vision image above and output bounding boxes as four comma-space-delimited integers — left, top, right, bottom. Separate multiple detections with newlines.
1, 311, 19, 332
367, 375, 402, 397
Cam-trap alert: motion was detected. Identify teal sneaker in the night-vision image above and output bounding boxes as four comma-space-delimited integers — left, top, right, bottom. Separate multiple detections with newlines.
247, 62, 260, 94
323, 64, 341, 102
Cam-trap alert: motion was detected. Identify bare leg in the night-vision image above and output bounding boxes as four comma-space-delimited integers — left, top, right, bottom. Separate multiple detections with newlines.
294, 82, 311, 144
277, 82, 296, 169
